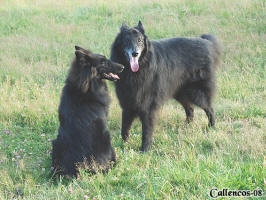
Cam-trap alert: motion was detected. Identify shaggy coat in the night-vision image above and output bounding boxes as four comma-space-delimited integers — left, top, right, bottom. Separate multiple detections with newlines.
52, 46, 124, 177
110, 21, 222, 151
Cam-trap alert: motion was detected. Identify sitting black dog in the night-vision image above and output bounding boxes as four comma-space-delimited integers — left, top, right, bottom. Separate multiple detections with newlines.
51, 46, 124, 177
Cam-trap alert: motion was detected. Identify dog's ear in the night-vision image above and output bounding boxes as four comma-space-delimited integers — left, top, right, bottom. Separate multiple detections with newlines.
137, 20, 145, 34
75, 46, 92, 54
75, 45, 85, 51
75, 50, 88, 61
120, 22, 129, 31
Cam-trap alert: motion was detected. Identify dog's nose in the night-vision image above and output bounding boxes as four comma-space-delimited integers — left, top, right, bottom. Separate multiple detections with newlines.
132, 52, 139, 57
119, 65, 124, 71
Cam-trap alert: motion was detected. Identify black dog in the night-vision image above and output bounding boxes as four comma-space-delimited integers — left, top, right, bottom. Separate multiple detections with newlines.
51, 46, 124, 177
110, 21, 222, 151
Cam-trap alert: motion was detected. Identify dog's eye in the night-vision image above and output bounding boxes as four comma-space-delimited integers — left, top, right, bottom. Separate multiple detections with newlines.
137, 38, 142, 43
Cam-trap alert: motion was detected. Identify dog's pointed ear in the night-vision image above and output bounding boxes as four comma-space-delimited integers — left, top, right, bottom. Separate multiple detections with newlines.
137, 20, 145, 34
75, 45, 85, 51
120, 22, 129, 31
75, 46, 92, 54
75, 50, 92, 64
75, 50, 87, 59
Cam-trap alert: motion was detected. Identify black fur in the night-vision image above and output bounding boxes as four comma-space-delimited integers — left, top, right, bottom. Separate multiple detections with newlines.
52, 46, 124, 177
111, 21, 222, 151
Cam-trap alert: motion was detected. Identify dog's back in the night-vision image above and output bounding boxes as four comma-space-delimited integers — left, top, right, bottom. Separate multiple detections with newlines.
150, 34, 221, 72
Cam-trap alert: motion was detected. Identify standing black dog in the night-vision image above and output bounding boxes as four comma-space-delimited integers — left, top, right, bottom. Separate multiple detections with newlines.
51, 46, 124, 177
110, 21, 222, 152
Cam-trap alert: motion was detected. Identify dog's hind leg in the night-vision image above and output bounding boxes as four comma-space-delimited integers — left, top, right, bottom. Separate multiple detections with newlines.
121, 110, 137, 142
179, 100, 194, 123
184, 104, 194, 123
174, 94, 194, 123
203, 107, 215, 127
189, 90, 215, 127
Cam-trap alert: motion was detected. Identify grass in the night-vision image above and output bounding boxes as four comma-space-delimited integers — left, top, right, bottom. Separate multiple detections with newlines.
0, 0, 265, 199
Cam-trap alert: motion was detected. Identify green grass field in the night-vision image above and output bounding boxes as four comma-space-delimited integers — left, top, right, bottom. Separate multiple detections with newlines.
0, 0, 265, 199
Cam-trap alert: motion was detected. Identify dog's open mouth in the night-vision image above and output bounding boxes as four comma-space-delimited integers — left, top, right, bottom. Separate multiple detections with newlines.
103, 72, 120, 81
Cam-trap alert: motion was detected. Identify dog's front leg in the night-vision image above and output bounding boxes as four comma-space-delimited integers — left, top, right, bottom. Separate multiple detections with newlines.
140, 111, 156, 152
121, 110, 136, 142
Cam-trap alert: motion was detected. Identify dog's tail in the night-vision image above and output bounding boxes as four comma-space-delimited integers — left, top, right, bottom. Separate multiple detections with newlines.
200, 34, 222, 67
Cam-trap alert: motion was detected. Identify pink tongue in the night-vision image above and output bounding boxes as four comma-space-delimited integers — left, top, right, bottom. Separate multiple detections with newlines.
130, 56, 139, 72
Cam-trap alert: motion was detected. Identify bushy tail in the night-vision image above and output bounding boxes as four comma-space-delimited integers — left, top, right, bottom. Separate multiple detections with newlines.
201, 34, 222, 67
